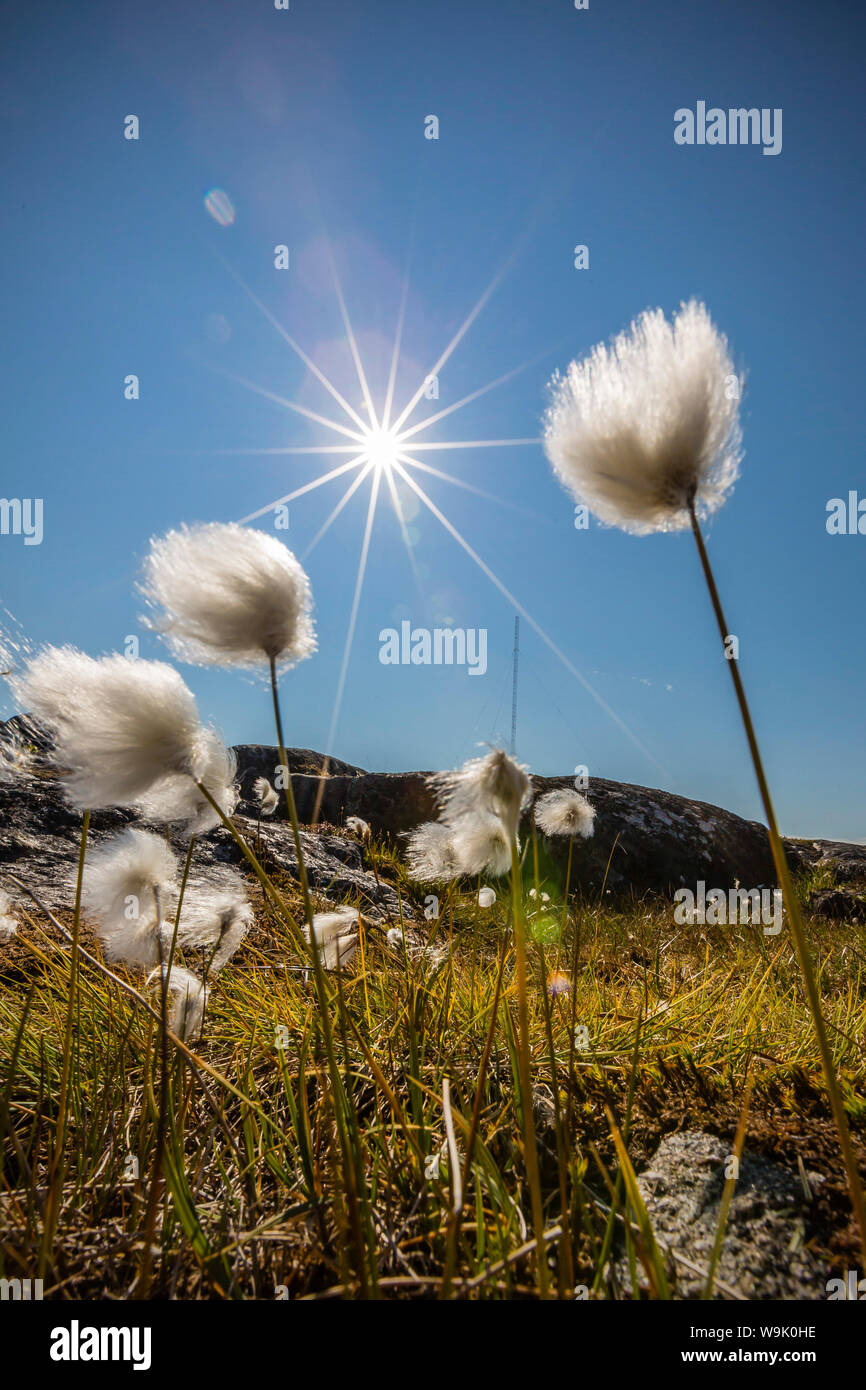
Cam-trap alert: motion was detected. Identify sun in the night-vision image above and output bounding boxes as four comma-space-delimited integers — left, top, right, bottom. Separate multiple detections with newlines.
205, 249, 659, 778
360, 424, 403, 475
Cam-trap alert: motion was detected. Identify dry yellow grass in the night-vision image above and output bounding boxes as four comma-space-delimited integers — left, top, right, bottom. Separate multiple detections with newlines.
1, 841, 864, 1300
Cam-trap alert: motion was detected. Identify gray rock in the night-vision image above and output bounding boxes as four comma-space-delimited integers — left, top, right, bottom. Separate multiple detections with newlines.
0, 771, 134, 912
235, 744, 365, 802
195, 819, 406, 922
4, 726, 865, 916
784, 838, 866, 886
630, 1131, 829, 1300
805, 887, 866, 925
0, 763, 405, 924
531, 774, 776, 896
232, 747, 807, 897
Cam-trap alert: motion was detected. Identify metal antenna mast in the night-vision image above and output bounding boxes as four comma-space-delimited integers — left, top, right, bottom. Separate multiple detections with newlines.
510, 616, 519, 757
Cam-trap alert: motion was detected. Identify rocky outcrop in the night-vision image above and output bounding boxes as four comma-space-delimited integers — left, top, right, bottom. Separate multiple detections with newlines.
805, 887, 866, 925
236, 745, 365, 794
627, 1130, 829, 1299
196, 818, 405, 922
783, 838, 866, 885
233, 748, 866, 896
2, 726, 864, 921
0, 763, 405, 924
526, 774, 777, 896
234, 748, 815, 897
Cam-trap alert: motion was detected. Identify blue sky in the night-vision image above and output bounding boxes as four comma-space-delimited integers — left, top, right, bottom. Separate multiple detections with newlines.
2, 0, 864, 839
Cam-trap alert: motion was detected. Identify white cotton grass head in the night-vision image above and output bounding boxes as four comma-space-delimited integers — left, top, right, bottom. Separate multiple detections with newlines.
543, 300, 742, 535
405, 821, 460, 882
407, 749, 530, 883
82, 829, 178, 968
147, 965, 209, 1042
431, 748, 532, 842
535, 788, 596, 840
0, 889, 18, 943
176, 876, 253, 972
451, 814, 513, 878
303, 907, 360, 971
11, 646, 205, 811
345, 816, 371, 841
253, 776, 279, 816
137, 731, 238, 834
140, 522, 317, 672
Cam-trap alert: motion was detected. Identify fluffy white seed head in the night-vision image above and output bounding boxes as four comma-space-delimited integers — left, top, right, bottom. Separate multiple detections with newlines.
147, 965, 209, 1042
253, 776, 279, 816
451, 815, 513, 878
137, 731, 238, 834
535, 788, 596, 840
0, 889, 18, 942
544, 300, 742, 534
12, 647, 205, 811
177, 877, 253, 972
141, 522, 317, 671
431, 748, 532, 843
303, 907, 360, 971
405, 822, 460, 882
407, 750, 530, 882
83, 829, 178, 968
345, 815, 371, 841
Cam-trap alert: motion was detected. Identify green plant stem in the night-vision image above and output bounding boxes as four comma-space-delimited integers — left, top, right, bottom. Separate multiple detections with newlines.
562, 835, 574, 937
591, 1013, 643, 1295
267, 655, 369, 1291
135, 834, 198, 1295
565, 898, 582, 1144
173, 837, 196, 937
703, 1074, 754, 1298
6, 871, 296, 1146
536, 944, 576, 1296
136, 1056, 167, 1296
198, 776, 366, 1289
193, 781, 303, 952
38, 809, 89, 1279
440, 936, 508, 1299
136, 882, 174, 1298
688, 498, 866, 1257
510, 838, 550, 1298
531, 811, 540, 902
269, 655, 313, 930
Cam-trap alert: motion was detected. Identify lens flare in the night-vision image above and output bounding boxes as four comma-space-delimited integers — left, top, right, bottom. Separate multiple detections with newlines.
547, 970, 571, 997
208, 246, 665, 792
204, 189, 236, 227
